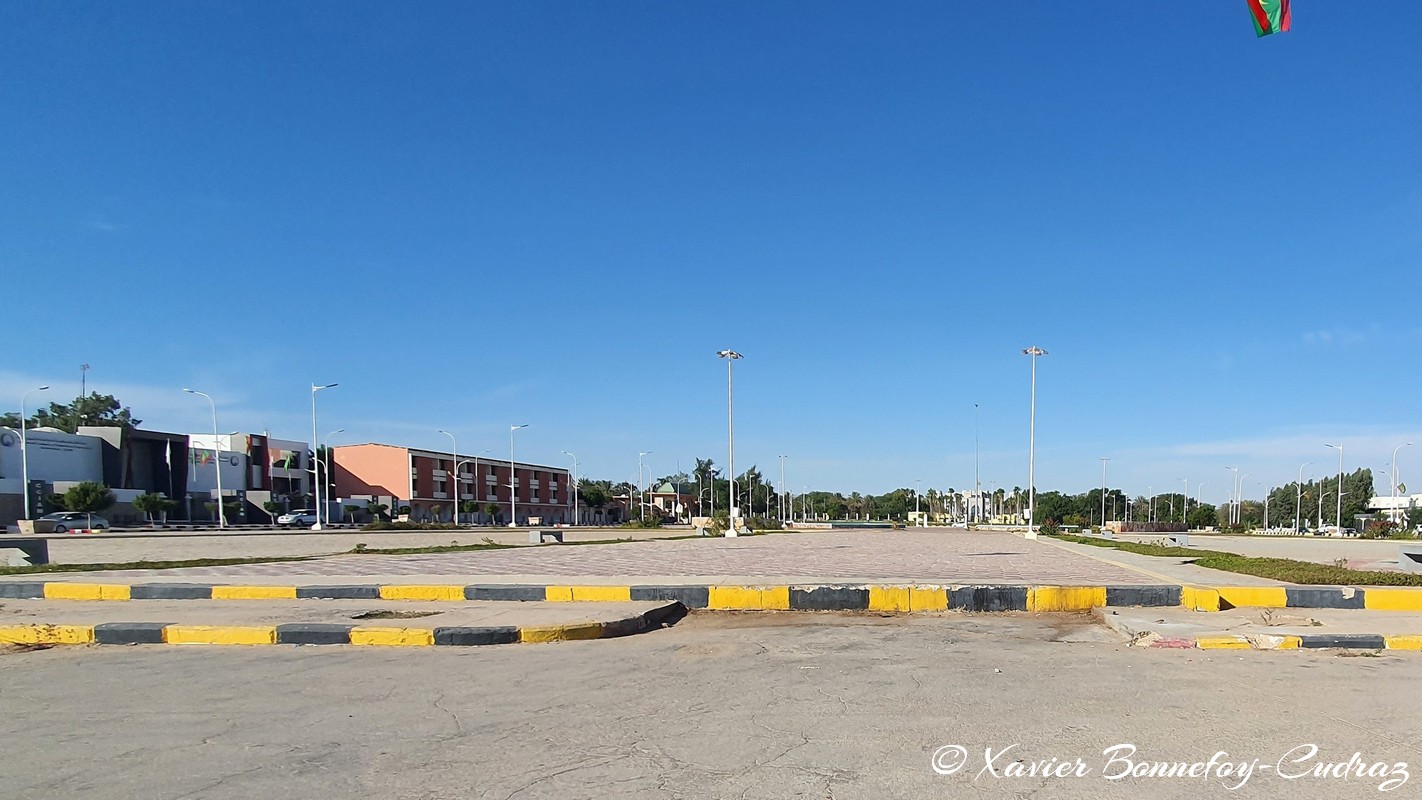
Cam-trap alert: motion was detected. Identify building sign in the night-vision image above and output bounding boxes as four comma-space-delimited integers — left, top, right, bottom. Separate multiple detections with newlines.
28, 480, 47, 516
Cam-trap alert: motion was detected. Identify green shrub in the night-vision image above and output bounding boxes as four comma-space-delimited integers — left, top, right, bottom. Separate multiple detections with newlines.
362, 520, 461, 531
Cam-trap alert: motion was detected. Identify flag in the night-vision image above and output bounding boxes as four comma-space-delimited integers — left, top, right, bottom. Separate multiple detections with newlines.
1246, 0, 1291, 37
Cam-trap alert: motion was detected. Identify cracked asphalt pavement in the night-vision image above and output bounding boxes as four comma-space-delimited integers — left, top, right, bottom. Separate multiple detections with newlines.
3, 612, 1420, 799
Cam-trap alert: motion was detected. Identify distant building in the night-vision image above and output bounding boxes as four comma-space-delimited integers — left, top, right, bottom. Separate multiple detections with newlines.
333, 442, 573, 526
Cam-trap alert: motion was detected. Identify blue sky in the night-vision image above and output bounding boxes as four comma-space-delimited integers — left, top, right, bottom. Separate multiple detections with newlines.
3, 3, 1419, 504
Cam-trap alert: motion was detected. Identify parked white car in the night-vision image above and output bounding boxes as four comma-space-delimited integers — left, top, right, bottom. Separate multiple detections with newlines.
38, 512, 109, 532
276, 509, 319, 528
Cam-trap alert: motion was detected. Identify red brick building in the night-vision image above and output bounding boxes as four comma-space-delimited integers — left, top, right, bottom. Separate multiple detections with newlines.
332, 442, 573, 525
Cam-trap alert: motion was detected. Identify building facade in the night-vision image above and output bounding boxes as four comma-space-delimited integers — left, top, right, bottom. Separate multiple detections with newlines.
188, 433, 311, 522
333, 442, 574, 525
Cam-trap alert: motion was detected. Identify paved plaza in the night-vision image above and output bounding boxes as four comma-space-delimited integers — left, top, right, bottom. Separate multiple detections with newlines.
3, 613, 1418, 800
22, 530, 1160, 585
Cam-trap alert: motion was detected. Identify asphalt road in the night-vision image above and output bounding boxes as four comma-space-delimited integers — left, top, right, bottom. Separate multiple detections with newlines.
3, 612, 1418, 799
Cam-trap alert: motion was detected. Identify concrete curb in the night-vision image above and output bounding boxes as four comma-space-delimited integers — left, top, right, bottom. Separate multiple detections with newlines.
10, 580, 1422, 611
0, 601, 686, 648
1091, 609, 1420, 652
0, 581, 1180, 611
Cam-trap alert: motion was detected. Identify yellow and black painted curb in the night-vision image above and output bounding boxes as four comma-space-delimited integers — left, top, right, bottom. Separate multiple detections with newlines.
5, 581, 1422, 612
1135, 633, 1422, 652
0, 602, 686, 648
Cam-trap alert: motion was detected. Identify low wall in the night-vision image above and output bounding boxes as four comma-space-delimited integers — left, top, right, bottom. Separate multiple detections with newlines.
1105, 522, 1187, 533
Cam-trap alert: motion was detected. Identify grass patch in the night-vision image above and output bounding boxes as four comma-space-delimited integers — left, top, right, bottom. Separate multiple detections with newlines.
1050, 534, 1422, 586
0, 555, 315, 576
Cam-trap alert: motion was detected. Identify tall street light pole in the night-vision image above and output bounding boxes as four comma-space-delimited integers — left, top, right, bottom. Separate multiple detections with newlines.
1296, 462, 1312, 532
19, 385, 50, 520
310, 383, 338, 530
973, 403, 980, 524
717, 350, 743, 536
562, 451, 579, 526
183, 388, 225, 529
1325, 443, 1344, 531
439, 430, 458, 525
1021, 347, 1046, 539
1392, 443, 1413, 524
459, 449, 492, 524
1180, 478, 1189, 526
1225, 466, 1240, 526
778, 454, 787, 524
509, 424, 528, 526
1099, 458, 1110, 529
638, 450, 653, 521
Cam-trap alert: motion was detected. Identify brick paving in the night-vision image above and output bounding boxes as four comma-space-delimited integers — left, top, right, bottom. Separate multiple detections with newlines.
45, 530, 1158, 585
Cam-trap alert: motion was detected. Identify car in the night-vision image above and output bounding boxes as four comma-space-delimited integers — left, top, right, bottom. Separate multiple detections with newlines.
276, 509, 319, 527
39, 512, 109, 532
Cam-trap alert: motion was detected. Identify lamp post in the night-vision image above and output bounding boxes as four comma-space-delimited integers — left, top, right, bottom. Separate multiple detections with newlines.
1224, 466, 1239, 526
638, 450, 652, 521
1098, 458, 1110, 529
182, 388, 226, 529
19, 385, 49, 520
509, 424, 528, 526
1021, 347, 1046, 539
1148, 485, 1154, 524
1179, 478, 1189, 526
973, 403, 980, 524
641, 462, 654, 521
717, 350, 743, 536
309, 383, 338, 530
463, 451, 497, 525
915, 480, 922, 526
439, 430, 458, 525
1392, 443, 1413, 524
778, 454, 787, 524
323, 428, 344, 523
1325, 443, 1344, 532
562, 451, 579, 526
1295, 462, 1312, 532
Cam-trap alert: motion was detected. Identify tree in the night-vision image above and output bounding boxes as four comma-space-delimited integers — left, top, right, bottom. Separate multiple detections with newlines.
1187, 503, 1217, 529
58, 481, 116, 528
484, 502, 501, 524
581, 483, 609, 509
2, 393, 140, 434
262, 500, 284, 521
133, 492, 175, 525
460, 500, 479, 524
367, 501, 391, 522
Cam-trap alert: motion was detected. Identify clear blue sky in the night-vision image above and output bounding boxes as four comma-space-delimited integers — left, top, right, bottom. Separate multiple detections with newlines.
3, 3, 1419, 504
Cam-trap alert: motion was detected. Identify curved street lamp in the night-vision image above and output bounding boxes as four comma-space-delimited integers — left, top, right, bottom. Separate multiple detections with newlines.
19, 385, 50, 520
183, 388, 225, 529
1021, 347, 1047, 538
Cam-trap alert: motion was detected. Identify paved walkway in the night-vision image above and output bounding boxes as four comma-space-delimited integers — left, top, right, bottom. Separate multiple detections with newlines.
12, 530, 1160, 585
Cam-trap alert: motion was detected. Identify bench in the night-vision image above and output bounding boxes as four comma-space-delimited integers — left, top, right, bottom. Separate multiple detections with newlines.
0, 537, 50, 566
1399, 544, 1422, 574
528, 530, 563, 544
